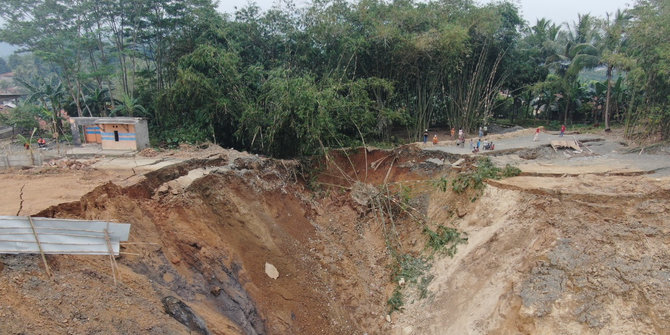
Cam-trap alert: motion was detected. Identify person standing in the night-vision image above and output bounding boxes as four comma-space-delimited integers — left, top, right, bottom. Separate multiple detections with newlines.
450, 127, 455, 139
560, 124, 566, 137
469, 139, 474, 150
432, 134, 438, 145
423, 129, 428, 144
479, 126, 483, 138
533, 127, 540, 142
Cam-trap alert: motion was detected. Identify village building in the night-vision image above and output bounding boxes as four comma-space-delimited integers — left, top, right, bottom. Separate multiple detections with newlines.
70, 117, 149, 151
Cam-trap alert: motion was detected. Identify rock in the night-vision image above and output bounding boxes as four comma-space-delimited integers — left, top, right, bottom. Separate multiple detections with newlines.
156, 184, 169, 194
265, 262, 279, 280
452, 158, 465, 167
425, 158, 444, 166
398, 277, 406, 286
402, 326, 414, 335
385, 314, 392, 323
210, 286, 221, 296
161, 296, 210, 335
457, 208, 468, 218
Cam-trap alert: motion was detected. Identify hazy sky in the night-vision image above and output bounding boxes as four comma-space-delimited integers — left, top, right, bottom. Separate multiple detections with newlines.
218, 0, 633, 25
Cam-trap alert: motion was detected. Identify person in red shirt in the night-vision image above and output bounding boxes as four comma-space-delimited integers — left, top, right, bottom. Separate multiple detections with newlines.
533, 127, 540, 142
560, 124, 566, 137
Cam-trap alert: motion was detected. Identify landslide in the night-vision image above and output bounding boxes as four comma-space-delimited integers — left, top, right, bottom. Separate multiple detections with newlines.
394, 171, 670, 334
4, 142, 667, 335
0, 147, 452, 335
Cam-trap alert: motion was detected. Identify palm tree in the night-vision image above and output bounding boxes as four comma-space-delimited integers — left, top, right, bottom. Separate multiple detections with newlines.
599, 9, 631, 131
83, 86, 113, 116
548, 14, 601, 124
111, 93, 147, 117
16, 76, 67, 136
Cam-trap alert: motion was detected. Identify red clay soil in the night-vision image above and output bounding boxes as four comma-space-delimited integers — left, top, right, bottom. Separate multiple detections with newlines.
0, 147, 455, 335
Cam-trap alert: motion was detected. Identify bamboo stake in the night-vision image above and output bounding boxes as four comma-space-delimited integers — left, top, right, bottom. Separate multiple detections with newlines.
104, 228, 119, 285
27, 216, 52, 278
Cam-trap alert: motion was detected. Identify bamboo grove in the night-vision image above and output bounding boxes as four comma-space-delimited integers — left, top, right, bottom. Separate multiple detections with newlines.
0, 0, 669, 157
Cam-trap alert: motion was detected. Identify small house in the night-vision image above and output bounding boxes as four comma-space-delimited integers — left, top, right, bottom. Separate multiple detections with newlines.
69, 117, 149, 151
96, 118, 149, 151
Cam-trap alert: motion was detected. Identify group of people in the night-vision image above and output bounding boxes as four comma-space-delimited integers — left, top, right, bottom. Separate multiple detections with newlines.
470, 138, 494, 153
23, 137, 48, 150
423, 127, 493, 153
423, 123, 568, 151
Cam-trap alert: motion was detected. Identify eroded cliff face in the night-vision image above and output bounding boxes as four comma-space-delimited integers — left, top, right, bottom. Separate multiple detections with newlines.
2, 145, 669, 335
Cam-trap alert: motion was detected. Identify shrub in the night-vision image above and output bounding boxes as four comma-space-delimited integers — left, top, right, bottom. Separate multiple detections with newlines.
447, 157, 521, 194
424, 225, 468, 257
387, 288, 404, 313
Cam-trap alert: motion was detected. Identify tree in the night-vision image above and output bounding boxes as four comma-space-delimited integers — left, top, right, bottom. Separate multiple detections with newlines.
544, 14, 601, 124
624, 0, 670, 139
0, 57, 9, 74
111, 93, 147, 117
599, 9, 631, 131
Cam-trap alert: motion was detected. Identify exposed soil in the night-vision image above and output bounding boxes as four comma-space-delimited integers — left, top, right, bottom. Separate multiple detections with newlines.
1, 131, 669, 335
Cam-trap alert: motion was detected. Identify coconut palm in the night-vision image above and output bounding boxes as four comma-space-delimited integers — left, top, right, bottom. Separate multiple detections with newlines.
546, 14, 601, 123
599, 9, 631, 131
110, 93, 147, 117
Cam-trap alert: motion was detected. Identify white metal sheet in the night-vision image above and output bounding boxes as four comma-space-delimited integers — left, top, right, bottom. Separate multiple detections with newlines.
0, 216, 131, 255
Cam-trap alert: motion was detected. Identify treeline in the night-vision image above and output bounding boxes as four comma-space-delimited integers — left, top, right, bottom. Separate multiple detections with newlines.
0, 0, 668, 157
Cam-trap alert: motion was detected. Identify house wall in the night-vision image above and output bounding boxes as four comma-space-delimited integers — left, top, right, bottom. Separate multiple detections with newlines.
100, 124, 137, 150
134, 119, 150, 150
84, 125, 102, 143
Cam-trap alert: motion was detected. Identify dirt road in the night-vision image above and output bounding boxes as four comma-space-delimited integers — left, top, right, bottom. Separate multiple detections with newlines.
424, 128, 670, 177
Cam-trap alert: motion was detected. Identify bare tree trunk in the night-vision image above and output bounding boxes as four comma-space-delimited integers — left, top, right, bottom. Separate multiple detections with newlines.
604, 65, 613, 131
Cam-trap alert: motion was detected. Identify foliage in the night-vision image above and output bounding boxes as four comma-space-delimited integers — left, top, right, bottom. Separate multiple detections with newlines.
0, 102, 42, 132
424, 225, 468, 257
0, 57, 9, 74
502, 164, 522, 178
451, 157, 520, 194
1, 0, 667, 150
392, 254, 430, 284
624, 0, 670, 139
387, 288, 404, 313
433, 176, 450, 193
387, 253, 433, 312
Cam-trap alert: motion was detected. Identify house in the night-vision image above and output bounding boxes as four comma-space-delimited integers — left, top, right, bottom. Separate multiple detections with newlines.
70, 117, 149, 151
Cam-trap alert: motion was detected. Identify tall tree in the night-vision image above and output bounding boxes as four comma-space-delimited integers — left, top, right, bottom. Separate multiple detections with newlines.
599, 9, 631, 131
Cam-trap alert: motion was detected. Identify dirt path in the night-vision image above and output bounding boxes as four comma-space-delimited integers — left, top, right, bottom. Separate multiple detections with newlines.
422, 128, 670, 177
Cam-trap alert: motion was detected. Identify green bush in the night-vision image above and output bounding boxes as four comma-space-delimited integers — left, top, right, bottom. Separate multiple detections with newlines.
392, 254, 430, 284
502, 164, 522, 177
424, 225, 468, 257
387, 288, 404, 313
447, 157, 521, 194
